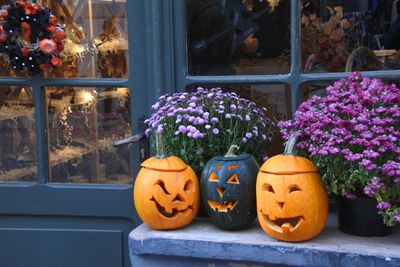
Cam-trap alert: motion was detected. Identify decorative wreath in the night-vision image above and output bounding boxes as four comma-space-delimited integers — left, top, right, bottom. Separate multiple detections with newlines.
0, 0, 66, 74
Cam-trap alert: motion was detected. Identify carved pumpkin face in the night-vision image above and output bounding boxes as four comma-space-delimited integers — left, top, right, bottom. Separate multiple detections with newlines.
134, 156, 200, 230
256, 154, 328, 242
201, 153, 258, 230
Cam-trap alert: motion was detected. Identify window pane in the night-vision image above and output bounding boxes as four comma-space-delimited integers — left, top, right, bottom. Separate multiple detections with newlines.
300, 81, 331, 102
187, 0, 290, 75
187, 84, 291, 157
302, 0, 400, 73
0, 87, 37, 182
46, 87, 132, 184
0, 1, 128, 78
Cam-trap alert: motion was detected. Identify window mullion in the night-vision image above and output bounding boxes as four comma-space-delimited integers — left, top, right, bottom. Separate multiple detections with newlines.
290, 0, 302, 114
33, 84, 48, 184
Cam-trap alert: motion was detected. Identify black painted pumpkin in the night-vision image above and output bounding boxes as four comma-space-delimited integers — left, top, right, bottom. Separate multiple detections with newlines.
201, 145, 259, 230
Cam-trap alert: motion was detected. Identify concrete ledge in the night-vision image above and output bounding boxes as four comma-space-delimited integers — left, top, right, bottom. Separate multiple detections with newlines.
129, 216, 400, 267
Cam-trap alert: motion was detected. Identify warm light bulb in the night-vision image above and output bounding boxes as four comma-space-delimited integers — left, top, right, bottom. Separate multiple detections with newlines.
76, 90, 96, 105
81, 91, 94, 103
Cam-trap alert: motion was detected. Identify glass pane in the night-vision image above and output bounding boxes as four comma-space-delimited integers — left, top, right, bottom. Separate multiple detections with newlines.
0, 1, 128, 78
187, 84, 291, 157
186, 0, 290, 75
300, 81, 331, 102
302, 0, 400, 73
0, 86, 37, 182
46, 87, 132, 184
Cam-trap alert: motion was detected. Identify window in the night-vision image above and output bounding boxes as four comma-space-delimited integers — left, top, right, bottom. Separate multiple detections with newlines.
180, 0, 400, 154
0, 0, 133, 184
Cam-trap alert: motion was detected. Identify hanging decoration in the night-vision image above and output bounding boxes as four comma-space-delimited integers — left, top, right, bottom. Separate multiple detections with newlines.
0, 0, 66, 75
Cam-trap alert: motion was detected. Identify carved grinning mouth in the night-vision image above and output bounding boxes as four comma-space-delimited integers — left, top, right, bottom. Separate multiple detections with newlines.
261, 212, 304, 233
208, 200, 238, 212
150, 197, 192, 218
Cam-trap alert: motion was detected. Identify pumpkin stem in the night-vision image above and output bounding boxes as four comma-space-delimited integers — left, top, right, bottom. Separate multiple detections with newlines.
225, 145, 239, 157
155, 131, 167, 159
284, 135, 297, 155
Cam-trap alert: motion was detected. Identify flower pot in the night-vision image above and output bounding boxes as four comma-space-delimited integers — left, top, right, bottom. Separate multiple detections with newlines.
336, 196, 393, 237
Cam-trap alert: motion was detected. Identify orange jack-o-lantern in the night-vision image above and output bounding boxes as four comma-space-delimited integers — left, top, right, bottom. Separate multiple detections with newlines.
134, 132, 200, 230
256, 136, 328, 242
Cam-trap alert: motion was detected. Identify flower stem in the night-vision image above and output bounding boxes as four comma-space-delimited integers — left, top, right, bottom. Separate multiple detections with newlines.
284, 135, 297, 155
155, 131, 166, 159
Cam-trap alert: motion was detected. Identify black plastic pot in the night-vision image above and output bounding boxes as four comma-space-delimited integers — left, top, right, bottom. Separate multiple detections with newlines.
336, 196, 393, 237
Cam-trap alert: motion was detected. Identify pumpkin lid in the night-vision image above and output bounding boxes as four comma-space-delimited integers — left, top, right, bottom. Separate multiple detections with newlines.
141, 156, 188, 171
213, 153, 252, 162
259, 154, 318, 174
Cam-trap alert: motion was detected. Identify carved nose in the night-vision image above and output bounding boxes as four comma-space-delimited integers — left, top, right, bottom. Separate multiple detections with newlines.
216, 187, 225, 198
277, 201, 285, 210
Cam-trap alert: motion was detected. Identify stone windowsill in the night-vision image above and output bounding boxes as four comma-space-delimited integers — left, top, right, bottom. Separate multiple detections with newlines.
129, 215, 400, 267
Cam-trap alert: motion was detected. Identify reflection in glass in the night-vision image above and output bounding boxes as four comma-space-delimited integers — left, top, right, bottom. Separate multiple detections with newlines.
187, 84, 291, 156
186, 0, 290, 75
0, 87, 37, 182
302, 0, 400, 73
46, 87, 132, 184
0, 0, 130, 79
50, 0, 128, 78
300, 81, 330, 103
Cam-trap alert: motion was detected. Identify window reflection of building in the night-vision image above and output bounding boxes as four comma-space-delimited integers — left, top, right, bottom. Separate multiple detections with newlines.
94, 18, 128, 78
187, 0, 291, 75
187, 0, 240, 75
37, 0, 129, 78
302, 0, 400, 73
253, 0, 290, 58
0, 87, 36, 182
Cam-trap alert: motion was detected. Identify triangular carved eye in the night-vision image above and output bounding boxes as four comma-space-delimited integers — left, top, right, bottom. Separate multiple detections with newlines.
227, 174, 240, 184
288, 184, 302, 193
209, 171, 219, 182
262, 183, 274, 193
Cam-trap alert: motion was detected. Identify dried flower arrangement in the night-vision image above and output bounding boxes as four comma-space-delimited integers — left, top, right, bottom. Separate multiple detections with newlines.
302, 6, 357, 72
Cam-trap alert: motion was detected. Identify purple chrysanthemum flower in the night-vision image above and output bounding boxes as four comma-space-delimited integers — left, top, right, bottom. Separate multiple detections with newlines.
211, 117, 219, 124
377, 202, 391, 210
146, 87, 274, 194
145, 128, 152, 137
363, 186, 374, 197
278, 72, 400, 225
344, 191, 356, 200
156, 124, 164, 133
178, 125, 188, 134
